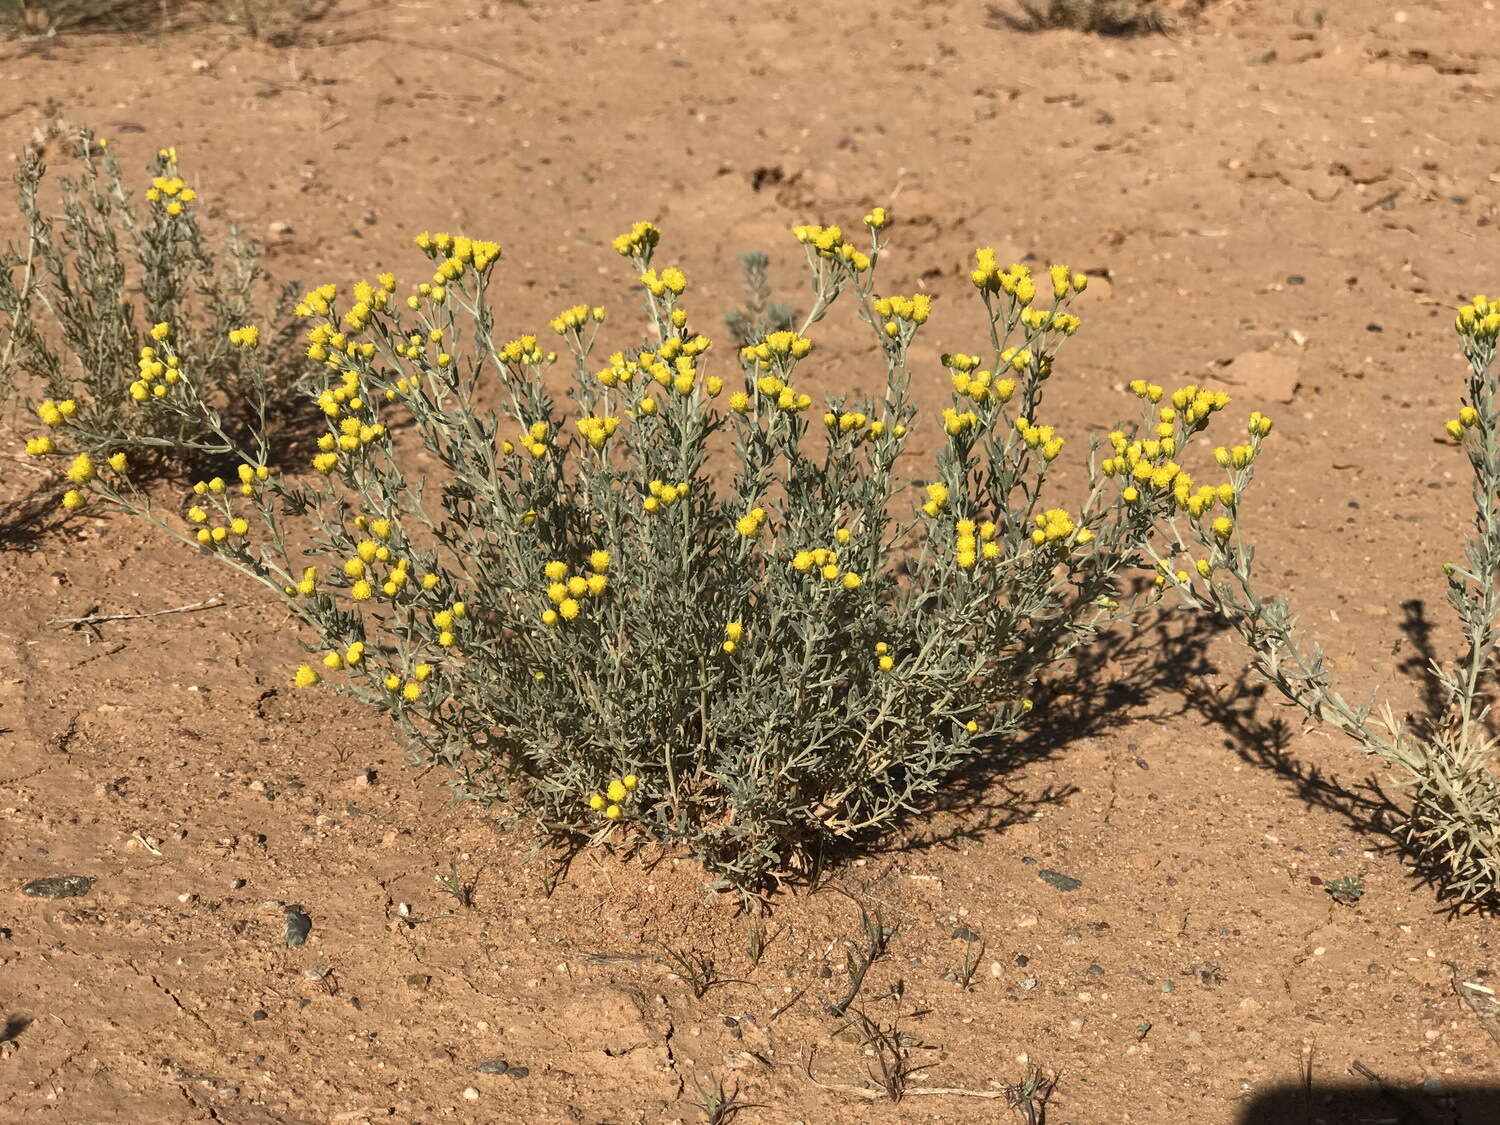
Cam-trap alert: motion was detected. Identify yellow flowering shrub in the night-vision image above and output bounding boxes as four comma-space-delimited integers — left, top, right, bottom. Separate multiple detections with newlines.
1154, 303, 1500, 908
0, 131, 300, 472
43, 184, 1265, 894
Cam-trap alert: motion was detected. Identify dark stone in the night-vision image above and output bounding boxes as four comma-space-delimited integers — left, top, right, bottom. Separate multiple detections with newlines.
475, 1058, 510, 1075
253, 1009, 268, 1021
1038, 869, 1082, 892
22, 876, 94, 899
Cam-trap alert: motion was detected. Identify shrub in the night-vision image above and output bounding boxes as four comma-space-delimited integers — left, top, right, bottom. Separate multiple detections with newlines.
0, 132, 301, 474
988, 0, 1174, 35
36, 195, 1266, 895
1156, 307, 1500, 909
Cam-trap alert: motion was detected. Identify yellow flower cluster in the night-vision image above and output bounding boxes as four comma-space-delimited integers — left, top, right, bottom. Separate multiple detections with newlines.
922, 481, 950, 518
1247, 411, 1273, 437
821, 410, 889, 442
1031, 508, 1090, 548
873, 294, 933, 336
340, 276, 396, 332
228, 324, 260, 349
1456, 295, 1500, 340
1212, 444, 1258, 470
792, 224, 871, 271
643, 479, 689, 512
942, 407, 980, 437
414, 232, 502, 277
751, 374, 812, 413
296, 283, 339, 320
383, 660, 434, 702
540, 553, 610, 626
316, 414, 387, 458
739, 329, 813, 370
129, 343, 182, 402
1020, 306, 1081, 336
946, 354, 1017, 406
640, 267, 687, 298
498, 334, 551, 368
35, 397, 78, 426
596, 351, 640, 387
612, 222, 660, 259
952, 518, 998, 568
550, 304, 605, 334
1014, 417, 1064, 460
65, 452, 94, 484
576, 416, 620, 449
586, 773, 639, 820
735, 507, 768, 538
970, 251, 1038, 302
874, 640, 895, 672
1047, 263, 1089, 299
235, 462, 271, 495
23, 434, 54, 455
790, 546, 863, 589
1445, 406, 1481, 440
1127, 379, 1164, 403
722, 620, 744, 654
864, 207, 891, 230
144, 175, 196, 215
506, 421, 550, 459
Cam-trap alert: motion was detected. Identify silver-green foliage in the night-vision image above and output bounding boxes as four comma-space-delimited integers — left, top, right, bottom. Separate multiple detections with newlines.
59, 211, 1253, 894
0, 132, 299, 467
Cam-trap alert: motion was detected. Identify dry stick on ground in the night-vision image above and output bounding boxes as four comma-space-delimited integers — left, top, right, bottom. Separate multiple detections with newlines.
803, 1044, 1007, 1102
48, 596, 225, 626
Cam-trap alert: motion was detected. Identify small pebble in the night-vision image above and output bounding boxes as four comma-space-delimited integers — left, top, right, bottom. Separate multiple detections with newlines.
462, 1086, 480, 1101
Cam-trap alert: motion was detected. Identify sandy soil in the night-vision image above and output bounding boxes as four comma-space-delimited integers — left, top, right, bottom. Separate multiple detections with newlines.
3, 1, 1500, 1121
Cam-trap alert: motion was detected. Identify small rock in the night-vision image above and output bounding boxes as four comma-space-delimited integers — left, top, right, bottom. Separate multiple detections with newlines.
1019, 977, 1039, 991
177, 893, 197, 905
989, 961, 1003, 978
1422, 1075, 1446, 1096
22, 876, 94, 899
475, 1058, 510, 1075
462, 1086, 480, 1101
406, 973, 432, 990
252, 1009, 268, 1021
267, 221, 292, 237
303, 967, 331, 981
1038, 869, 1082, 892
284, 905, 312, 947
431, 1047, 453, 1062
1161, 979, 1176, 993
352, 769, 376, 789
1087, 963, 1104, 975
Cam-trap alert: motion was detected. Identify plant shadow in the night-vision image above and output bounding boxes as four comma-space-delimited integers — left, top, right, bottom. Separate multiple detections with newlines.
1179, 596, 1494, 914
859, 606, 1228, 863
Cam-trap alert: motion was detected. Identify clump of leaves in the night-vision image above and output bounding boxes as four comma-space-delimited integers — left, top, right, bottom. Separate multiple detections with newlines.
1325, 875, 1365, 905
